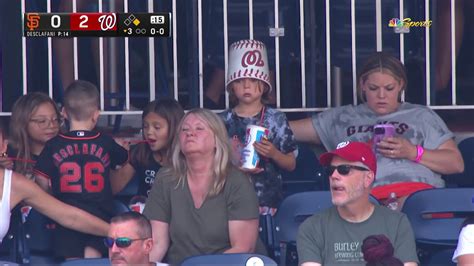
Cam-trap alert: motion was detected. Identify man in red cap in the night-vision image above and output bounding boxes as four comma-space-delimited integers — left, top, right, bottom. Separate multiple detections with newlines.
297, 141, 419, 266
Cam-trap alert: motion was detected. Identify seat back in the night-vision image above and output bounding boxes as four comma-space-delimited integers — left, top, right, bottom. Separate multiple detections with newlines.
0, 207, 25, 264
401, 188, 474, 246
274, 191, 332, 244
23, 208, 57, 265
444, 137, 474, 187
180, 253, 277, 266
0, 260, 19, 266
113, 199, 131, 215
274, 191, 380, 243
281, 144, 328, 197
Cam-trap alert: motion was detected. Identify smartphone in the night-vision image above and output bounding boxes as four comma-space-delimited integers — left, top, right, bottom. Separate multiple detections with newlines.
373, 124, 395, 144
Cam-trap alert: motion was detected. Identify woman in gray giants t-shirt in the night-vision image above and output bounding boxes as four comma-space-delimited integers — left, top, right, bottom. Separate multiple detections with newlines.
290, 52, 464, 205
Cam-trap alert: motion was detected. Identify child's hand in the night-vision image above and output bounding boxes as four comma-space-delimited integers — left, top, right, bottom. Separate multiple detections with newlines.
0, 140, 13, 169
0, 155, 14, 170
114, 137, 131, 151
239, 148, 264, 174
253, 138, 277, 159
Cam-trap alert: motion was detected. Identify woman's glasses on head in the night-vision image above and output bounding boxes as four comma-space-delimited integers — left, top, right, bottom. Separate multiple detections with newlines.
29, 117, 63, 129
103, 237, 149, 248
325, 164, 369, 176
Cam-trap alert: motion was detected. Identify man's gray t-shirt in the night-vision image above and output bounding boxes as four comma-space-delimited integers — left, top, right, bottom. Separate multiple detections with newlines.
143, 167, 261, 264
312, 102, 453, 187
297, 205, 419, 265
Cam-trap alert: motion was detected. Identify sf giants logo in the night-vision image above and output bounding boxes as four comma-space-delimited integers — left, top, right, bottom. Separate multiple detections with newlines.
98, 13, 116, 31
26, 13, 40, 31
241, 50, 264, 67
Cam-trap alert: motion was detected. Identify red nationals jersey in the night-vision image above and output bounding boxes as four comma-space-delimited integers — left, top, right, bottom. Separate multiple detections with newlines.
34, 130, 128, 220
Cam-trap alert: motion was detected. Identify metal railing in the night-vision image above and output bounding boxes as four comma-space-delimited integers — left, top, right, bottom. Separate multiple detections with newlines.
8, 0, 472, 117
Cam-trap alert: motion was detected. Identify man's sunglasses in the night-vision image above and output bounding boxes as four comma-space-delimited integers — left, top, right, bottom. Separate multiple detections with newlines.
325, 164, 370, 176
103, 237, 149, 248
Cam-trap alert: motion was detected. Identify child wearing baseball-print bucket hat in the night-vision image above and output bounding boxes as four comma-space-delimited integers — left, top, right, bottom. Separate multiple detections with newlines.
219, 39, 298, 215
225, 39, 272, 106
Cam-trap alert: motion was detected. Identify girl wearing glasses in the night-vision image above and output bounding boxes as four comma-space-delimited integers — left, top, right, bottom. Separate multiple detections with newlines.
290, 52, 464, 208
0, 92, 62, 179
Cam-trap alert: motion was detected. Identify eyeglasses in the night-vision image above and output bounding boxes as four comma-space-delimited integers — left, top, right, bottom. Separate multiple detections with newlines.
326, 164, 370, 176
30, 117, 63, 129
103, 237, 149, 248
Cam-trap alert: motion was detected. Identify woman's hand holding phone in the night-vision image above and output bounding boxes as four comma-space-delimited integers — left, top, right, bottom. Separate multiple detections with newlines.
377, 136, 418, 160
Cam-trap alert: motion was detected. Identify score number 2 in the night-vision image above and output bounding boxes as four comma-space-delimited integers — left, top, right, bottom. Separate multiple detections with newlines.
79, 15, 88, 28
60, 162, 104, 193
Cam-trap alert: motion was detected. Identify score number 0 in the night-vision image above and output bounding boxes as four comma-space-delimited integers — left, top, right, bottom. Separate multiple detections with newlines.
50, 14, 62, 28
49, 14, 88, 28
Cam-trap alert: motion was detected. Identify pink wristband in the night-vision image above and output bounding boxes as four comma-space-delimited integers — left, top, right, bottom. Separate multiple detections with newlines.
414, 145, 424, 163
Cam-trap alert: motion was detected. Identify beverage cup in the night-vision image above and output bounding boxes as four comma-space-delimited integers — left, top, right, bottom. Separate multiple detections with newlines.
241, 125, 269, 169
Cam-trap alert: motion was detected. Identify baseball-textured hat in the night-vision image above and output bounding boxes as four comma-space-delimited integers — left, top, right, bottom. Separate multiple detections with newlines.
226, 39, 272, 92
319, 141, 377, 175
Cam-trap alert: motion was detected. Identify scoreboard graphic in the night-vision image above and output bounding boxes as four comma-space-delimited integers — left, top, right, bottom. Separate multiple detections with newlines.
24, 12, 171, 37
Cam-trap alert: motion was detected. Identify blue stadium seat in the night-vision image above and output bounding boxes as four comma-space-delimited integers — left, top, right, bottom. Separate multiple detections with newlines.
281, 144, 328, 198
114, 174, 139, 206
0, 207, 25, 264
272, 191, 333, 265
0, 260, 19, 266
401, 188, 474, 265
113, 199, 131, 215
23, 209, 58, 265
443, 137, 474, 188
180, 253, 277, 266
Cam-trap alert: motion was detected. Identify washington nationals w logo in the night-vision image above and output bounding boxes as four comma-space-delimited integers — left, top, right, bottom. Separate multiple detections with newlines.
241, 50, 265, 67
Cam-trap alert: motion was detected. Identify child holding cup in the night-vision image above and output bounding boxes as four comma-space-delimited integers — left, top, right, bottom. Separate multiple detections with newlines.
219, 39, 297, 215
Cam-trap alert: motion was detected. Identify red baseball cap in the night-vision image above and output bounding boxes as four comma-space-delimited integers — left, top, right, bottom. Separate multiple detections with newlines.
319, 141, 377, 175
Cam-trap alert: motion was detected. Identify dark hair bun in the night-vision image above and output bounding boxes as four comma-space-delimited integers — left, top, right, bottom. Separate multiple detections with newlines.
362, 234, 403, 266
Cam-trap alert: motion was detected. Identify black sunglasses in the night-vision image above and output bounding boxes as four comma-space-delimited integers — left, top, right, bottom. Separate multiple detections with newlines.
326, 164, 370, 176
103, 237, 149, 248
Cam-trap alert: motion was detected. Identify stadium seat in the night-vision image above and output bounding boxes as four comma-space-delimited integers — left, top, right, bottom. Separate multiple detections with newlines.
443, 137, 474, 188
422, 247, 455, 266
258, 214, 274, 254
281, 144, 328, 198
180, 253, 277, 266
272, 191, 332, 265
0, 207, 25, 264
272, 191, 380, 265
401, 188, 474, 265
0, 260, 19, 266
61, 257, 110, 265
23, 209, 58, 265
113, 199, 131, 215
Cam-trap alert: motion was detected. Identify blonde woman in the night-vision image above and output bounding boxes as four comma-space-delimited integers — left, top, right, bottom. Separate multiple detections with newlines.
143, 108, 264, 264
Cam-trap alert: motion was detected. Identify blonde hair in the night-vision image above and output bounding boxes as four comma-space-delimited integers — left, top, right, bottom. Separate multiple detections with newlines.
357, 52, 408, 102
170, 108, 232, 196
